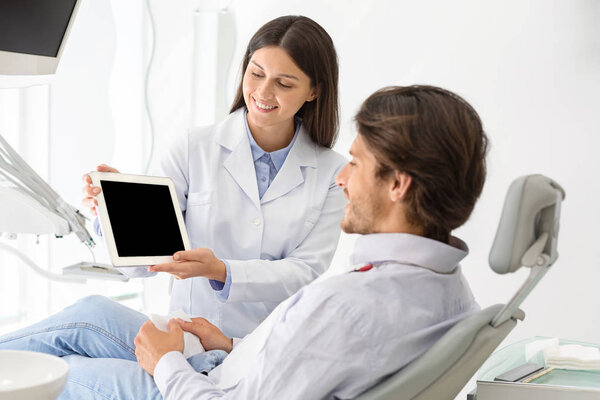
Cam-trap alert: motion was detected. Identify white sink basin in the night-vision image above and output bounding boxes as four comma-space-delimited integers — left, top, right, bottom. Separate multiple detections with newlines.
0, 350, 69, 400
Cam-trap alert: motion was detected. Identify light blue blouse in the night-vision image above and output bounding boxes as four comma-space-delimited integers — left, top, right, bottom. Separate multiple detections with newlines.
209, 110, 301, 299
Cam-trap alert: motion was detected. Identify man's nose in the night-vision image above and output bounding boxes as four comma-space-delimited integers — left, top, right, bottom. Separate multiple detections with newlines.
335, 163, 350, 187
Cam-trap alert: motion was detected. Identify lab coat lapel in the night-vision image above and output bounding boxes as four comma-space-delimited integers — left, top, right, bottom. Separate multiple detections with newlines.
260, 126, 317, 204
215, 109, 261, 208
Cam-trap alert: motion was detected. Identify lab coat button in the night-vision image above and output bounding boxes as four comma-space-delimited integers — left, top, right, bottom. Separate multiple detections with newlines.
252, 218, 261, 226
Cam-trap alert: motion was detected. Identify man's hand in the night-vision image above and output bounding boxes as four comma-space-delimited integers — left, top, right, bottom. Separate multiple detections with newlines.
148, 248, 227, 282
134, 319, 184, 376
178, 317, 233, 353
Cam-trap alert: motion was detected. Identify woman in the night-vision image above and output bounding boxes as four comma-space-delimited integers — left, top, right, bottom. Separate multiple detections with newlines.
0, 15, 345, 399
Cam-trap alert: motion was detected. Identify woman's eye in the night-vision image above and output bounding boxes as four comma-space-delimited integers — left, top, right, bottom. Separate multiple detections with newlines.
251, 72, 263, 78
278, 82, 292, 89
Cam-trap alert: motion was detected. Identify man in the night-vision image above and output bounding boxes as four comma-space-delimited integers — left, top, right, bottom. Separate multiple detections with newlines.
134, 85, 488, 399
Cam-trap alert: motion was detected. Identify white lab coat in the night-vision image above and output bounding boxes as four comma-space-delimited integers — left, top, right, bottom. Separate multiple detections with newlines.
159, 108, 347, 338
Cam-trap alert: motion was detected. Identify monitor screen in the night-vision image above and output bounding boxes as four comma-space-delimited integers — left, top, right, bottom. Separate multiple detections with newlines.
0, 0, 77, 58
100, 180, 186, 257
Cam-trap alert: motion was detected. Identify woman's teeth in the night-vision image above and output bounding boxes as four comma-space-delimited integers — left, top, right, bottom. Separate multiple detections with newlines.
255, 98, 276, 110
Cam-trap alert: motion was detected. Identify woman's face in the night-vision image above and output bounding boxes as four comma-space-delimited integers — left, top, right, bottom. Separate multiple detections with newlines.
243, 46, 317, 132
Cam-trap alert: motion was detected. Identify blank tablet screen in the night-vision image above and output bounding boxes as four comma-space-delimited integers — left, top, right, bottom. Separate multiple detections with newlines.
100, 180, 185, 257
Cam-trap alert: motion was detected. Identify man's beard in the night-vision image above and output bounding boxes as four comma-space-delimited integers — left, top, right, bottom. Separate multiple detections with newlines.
341, 196, 382, 235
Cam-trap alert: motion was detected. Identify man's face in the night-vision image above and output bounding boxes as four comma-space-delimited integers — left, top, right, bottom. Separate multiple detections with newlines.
335, 134, 390, 234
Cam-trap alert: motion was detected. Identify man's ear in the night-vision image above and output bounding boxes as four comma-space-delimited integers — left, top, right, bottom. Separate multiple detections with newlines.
390, 171, 412, 202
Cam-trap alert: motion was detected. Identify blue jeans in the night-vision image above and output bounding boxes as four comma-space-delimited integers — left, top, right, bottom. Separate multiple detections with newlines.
0, 295, 227, 399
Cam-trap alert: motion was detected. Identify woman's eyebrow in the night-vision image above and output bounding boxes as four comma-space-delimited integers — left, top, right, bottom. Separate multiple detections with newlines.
250, 61, 299, 81
279, 73, 299, 81
250, 60, 264, 70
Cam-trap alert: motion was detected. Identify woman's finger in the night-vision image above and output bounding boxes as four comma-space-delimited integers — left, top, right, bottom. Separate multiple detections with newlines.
82, 185, 101, 197
97, 164, 120, 173
149, 261, 192, 273
172, 251, 190, 261
81, 197, 98, 213
148, 263, 177, 273
173, 248, 206, 261
81, 197, 94, 208
173, 271, 192, 280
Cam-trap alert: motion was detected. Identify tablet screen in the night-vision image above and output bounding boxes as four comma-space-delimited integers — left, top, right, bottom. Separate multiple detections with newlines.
100, 180, 185, 257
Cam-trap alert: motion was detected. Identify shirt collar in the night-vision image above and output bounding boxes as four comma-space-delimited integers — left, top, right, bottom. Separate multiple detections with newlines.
243, 109, 301, 172
350, 233, 469, 274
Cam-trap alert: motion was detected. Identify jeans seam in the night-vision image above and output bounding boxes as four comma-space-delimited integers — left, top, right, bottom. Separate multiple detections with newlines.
0, 323, 135, 356
67, 378, 114, 400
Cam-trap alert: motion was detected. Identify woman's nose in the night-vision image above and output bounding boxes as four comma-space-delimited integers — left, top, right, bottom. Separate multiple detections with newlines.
256, 81, 274, 100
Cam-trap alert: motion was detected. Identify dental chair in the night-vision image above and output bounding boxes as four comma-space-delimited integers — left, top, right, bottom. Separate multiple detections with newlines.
355, 174, 565, 400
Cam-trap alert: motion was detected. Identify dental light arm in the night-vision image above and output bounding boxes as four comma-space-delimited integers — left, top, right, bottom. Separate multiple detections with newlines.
0, 133, 124, 283
0, 133, 94, 247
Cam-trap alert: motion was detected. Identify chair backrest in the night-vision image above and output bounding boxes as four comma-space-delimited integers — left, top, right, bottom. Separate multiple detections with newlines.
355, 175, 565, 400
489, 174, 564, 274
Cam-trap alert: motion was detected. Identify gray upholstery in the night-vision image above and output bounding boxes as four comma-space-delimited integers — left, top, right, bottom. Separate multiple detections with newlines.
354, 175, 564, 400
489, 175, 565, 274
355, 306, 524, 400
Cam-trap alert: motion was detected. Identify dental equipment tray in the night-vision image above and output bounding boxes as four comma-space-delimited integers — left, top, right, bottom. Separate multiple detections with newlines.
473, 337, 600, 400
62, 262, 129, 282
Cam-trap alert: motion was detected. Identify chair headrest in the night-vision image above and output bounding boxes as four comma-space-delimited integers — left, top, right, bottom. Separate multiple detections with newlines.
489, 175, 565, 274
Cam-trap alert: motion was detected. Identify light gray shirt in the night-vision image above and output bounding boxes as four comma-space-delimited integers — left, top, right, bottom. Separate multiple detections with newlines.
154, 233, 479, 399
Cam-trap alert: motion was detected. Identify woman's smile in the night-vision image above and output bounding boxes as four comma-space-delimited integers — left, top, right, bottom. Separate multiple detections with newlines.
252, 96, 278, 112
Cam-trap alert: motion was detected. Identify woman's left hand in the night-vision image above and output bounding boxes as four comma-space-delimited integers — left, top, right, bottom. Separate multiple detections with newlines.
148, 248, 227, 282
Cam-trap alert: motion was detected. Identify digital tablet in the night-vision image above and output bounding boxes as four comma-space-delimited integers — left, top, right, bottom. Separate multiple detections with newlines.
89, 172, 191, 267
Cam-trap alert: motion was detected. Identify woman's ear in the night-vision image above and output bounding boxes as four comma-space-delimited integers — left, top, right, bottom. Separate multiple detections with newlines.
390, 171, 412, 202
306, 85, 320, 102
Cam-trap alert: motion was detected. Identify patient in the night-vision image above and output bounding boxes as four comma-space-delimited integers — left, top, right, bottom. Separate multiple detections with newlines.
133, 85, 489, 399
0, 85, 488, 399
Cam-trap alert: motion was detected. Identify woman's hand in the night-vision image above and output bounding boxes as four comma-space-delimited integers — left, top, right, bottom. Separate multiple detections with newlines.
177, 317, 233, 353
81, 164, 120, 216
148, 248, 227, 282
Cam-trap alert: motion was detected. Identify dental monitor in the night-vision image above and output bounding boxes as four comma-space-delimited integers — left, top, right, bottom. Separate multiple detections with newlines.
89, 172, 191, 267
0, 0, 81, 75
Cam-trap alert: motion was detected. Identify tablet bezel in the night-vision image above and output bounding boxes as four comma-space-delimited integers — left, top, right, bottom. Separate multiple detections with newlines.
89, 172, 191, 267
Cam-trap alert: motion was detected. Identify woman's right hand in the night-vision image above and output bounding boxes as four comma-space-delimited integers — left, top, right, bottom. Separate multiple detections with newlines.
82, 164, 119, 216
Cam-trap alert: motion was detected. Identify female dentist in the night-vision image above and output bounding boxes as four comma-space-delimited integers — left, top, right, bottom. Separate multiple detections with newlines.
81, 14, 346, 340
145, 14, 346, 339
0, 15, 346, 396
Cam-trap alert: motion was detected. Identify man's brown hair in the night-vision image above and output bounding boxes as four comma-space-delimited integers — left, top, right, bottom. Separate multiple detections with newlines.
356, 85, 488, 243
